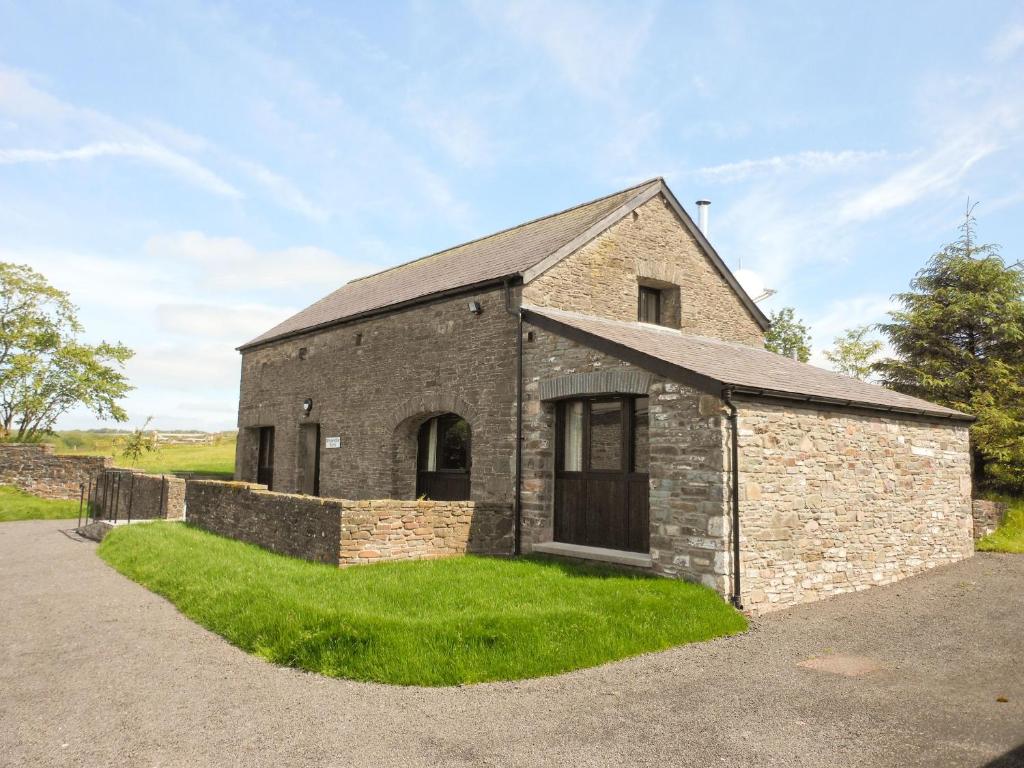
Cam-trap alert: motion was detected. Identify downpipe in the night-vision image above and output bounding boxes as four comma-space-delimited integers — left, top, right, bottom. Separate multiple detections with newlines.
505, 280, 523, 556
722, 387, 743, 610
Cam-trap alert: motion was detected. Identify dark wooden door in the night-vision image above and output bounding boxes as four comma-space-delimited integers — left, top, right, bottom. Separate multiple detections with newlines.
297, 423, 320, 496
554, 398, 649, 553
257, 426, 275, 490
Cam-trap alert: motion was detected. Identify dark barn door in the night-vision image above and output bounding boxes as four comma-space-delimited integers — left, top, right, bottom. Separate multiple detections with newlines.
257, 426, 275, 490
554, 397, 649, 553
416, 413, 471, 501
297, 423, 321, 496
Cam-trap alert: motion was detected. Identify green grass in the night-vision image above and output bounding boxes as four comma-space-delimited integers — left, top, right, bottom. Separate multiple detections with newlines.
45, 430, 236, 478
0, 485, 80, 521
99, 522, 747, 686
976, 497, 1024, 553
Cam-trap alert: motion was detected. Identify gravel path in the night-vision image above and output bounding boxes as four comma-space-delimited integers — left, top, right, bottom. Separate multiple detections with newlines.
1, 519, 1021, 768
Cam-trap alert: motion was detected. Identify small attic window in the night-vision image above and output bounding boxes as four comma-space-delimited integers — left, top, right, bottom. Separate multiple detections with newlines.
354, 333, 363, 347
298, 347, 308, 360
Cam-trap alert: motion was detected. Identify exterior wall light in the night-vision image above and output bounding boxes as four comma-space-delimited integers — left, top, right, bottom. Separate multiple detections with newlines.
468, 300, 482, 315
302, 398, 313, 417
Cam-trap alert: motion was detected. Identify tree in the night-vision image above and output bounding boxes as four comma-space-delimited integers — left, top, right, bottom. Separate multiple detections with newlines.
824, 325, 883, 380
118, 417, 158, 466
765, 307, 811, 362
875, 203, 1024, 491
0, 263, 133, 441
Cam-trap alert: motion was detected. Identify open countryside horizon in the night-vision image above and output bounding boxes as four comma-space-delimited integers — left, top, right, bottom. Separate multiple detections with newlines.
3, 1, 1022, 432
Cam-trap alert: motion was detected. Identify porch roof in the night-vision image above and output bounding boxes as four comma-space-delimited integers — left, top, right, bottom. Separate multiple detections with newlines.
521, 305, 973, 422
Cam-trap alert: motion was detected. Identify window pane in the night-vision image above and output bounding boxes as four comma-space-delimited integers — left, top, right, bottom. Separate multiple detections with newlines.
639, 287, 661, 324
437, 416, 469, 471
563, 401, 583, 471
633, 397, 649, 473
589, 400, 623, 470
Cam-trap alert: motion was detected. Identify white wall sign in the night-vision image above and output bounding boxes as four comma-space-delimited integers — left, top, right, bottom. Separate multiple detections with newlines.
324, 436, 341, 449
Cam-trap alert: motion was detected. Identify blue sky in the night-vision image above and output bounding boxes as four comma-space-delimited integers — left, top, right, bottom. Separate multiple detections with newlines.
2, 1, 1022, 431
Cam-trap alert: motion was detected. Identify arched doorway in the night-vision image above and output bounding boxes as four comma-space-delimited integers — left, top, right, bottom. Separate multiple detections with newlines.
416, 413, 471, 500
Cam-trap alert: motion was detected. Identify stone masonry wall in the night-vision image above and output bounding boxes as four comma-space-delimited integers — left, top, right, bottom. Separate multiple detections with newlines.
89, 469, 186, 521
972, 499, 1007, 539
523, 194, 765, 346
186, 479, 513, 567
520, 323, 730, 591
339, 500, 513, 564
0, 443, 110, 500
735, 401, 974, 615
236, 284, 518, 505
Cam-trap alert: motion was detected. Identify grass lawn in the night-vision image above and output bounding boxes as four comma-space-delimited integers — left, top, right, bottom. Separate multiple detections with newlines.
99, 522, 747, 686
48, 431, 236, 478
0, 485, 80, 522
976, 497, 1024, 554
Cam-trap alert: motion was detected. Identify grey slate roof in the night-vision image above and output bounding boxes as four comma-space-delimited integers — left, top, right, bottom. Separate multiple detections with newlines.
522, 305, 972, 421
242, 178, 663, 348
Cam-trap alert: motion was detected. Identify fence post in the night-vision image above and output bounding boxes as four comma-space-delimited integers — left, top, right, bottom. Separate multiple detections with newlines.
77, 483, 85, 528
127, 472, 136, 524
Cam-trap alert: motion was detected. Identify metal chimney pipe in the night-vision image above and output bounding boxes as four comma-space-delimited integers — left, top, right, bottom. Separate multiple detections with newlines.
696, 200, 710, 237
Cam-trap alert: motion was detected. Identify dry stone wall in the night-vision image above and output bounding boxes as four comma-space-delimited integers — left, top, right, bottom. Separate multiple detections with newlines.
0, 443, 110, 500
972, 499, 1007, 539
734, 401, 973, 614
523, 195, 765, 346
185, 480, 513, 567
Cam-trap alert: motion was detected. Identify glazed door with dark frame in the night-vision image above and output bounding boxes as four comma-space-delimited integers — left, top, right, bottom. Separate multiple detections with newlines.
554, 397, 649, 553
416, 414, 471, 501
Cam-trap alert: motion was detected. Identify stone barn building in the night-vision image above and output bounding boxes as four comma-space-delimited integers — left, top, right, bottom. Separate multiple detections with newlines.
235, 177, 974, 614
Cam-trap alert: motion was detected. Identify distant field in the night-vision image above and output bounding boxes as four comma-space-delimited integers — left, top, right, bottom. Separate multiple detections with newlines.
50, 431, 237, 479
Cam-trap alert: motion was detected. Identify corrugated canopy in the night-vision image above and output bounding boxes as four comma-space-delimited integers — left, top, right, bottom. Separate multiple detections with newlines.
522, 305, 971, 421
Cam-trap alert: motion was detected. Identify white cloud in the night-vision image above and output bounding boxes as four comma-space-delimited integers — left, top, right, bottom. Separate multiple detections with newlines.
156, 302, 294, 342
144, 231, 363, 292
235, 158, 328, 221
988, 24, 1024, 61
0, 141, 242, 198
807, 294, 894, 370
467, 0, 656, 100
405, 98, 495, 168
690, 150, 887, 184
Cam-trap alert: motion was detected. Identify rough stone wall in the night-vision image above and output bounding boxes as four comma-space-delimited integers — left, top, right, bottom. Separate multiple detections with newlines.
523, 195, 765, 346
972, 499, 1007, 539
185, 479, 513, 567
339, 500, 514, 564
186, 480, 343, 565
520, 323, 730, 590
89, 469, 185, 521
0, 443, 110, 500
236, 284, 518, 504
734, 401, 974, 615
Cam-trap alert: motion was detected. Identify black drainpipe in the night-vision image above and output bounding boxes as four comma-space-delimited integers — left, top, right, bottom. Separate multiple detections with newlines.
722, 386, 743, 609
505, 279, 523, 556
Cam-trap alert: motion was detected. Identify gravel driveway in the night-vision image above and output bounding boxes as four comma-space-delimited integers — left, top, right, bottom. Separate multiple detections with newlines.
1, 519, 1021, 768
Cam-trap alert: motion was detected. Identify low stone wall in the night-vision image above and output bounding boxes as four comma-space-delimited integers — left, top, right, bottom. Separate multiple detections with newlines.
339, 500, 513, 564
972, 499, 1008, 539
0, 443, 110, 500
185, 481, 343, 565
89, 469, 186, 521
184, 480, 514, 566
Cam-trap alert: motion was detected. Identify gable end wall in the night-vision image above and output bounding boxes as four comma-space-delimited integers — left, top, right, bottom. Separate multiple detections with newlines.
523, 195, 765, 346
